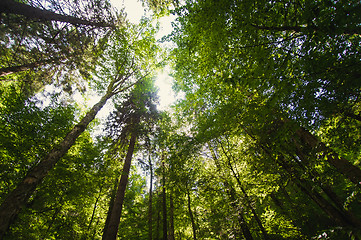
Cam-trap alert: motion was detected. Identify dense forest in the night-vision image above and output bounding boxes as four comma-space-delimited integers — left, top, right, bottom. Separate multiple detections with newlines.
1, 0, 361, 239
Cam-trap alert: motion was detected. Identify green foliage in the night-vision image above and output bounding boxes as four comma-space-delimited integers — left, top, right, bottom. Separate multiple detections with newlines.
166, 0, 361, 238
0, 84, 75, 198
0, 0, 115, 93
4, 133, 117, 239
1, 0, 361, 239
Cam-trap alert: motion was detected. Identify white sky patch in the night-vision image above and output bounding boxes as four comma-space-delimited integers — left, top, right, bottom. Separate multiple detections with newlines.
154, 13, 177, 110
110, 0, 178, 110
155, 66, 176, 110
102, 0, 176, 111
111, 0, 145, 24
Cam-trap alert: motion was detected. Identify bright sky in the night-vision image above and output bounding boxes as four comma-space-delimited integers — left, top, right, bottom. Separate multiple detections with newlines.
70, 0, 177, 127
112, 0, 177, 111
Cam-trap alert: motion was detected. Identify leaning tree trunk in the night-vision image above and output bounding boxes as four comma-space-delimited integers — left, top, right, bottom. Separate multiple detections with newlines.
0, 0, 113, 28
102, 132, 137, 240
219, 141, 269, 240
276, 153, 361, 230
0, 91, 113, 239
0, 58, 63, 78
295, 127, 361, 187
228, 186, 254, 240
208, 143, 254, 240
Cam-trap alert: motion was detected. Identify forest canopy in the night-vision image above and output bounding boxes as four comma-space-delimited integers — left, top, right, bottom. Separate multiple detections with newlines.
0, 0, 361, 239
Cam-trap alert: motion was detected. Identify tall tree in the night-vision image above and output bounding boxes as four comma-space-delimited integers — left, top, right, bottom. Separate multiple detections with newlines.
0, 22, 157, 237
102, 77, 159, 240
0, 0, 115, 28
0, 0, 116, 95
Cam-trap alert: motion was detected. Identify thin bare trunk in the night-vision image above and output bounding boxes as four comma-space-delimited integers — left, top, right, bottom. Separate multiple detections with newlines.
208, 143, 253, 240
148, 155, 153, 240
168, 194, 175, 240
0, 92, 112, 238
0, 0, 113, 28
187, 190, 197, 240
102, 133, 137, 240
86, 186, 103, 239
219, 141, 269, 240
162, 161, 167, 240
156, 193, 161, 240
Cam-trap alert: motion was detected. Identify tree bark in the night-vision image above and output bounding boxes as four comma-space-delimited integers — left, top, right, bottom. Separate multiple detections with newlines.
168, 194, 175, 240
295, 127, 361, 186
148, 154, 153, 240
0, 58, 62, 78
102, 177, 120, 239
162, 160, 168, 240
219, 140, 269, 240
208, 143, 253, 240
0, 0, 113, 28
0, 92, 112, 239
187, 190, 197, 240
102, 132, 137, 240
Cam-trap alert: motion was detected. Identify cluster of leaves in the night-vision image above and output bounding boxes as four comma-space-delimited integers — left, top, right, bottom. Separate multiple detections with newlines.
0, 0, 163, 239
152, 0, 361, 239
0, 85, 75, 197
0, 0, 116, 93
1, 0, 361, 239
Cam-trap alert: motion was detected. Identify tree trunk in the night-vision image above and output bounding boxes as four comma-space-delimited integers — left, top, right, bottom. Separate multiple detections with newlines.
85, 186, 103, 239
148, 155, 153, 240
295, 127, 361, 186
207, 143, 253, 240
162, 161, 167, 240
187, 190, 197, 240
0, 0, 113, 28
291, 149, 355, 219
219, 141, 269, 240
0, 92, 112, 239
102, 176, 120, 239
156, 192, 161, 240
168, 194, 175, 240
224, 179, 253, 240
277, 154, 361, 230
92, 218, 101, 240
0, 58, 62, 78
156, 198, 160, 240
102, 133, 137, 240
44, 205, 62, 237
248, 123, 361, 232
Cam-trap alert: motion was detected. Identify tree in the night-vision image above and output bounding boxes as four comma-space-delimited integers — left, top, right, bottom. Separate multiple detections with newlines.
169, 0, 361, 237
0, 0, 116, 94
0, 0, 115, 28
102, 77, 159, 240
0, 22, 157, 237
